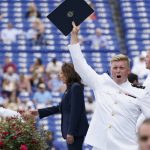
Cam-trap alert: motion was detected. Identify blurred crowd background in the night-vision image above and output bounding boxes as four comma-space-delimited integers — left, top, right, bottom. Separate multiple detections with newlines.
0, 0, 150, 149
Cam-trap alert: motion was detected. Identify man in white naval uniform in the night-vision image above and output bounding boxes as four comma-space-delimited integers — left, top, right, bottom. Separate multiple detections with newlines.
136, 50, 150, 130
68, 23, 150, 150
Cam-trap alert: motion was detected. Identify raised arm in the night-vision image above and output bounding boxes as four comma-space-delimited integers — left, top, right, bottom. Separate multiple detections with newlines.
68, 22, 104, 90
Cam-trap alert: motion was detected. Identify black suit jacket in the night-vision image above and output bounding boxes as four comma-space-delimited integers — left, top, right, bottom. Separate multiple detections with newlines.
38, 82, 89, 139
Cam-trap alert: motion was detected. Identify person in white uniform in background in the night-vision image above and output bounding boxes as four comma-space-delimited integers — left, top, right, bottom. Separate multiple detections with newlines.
67, 22, 150, 150
0, 107, 21, 118
136, 50, 150, 130
143, 50, 150, 89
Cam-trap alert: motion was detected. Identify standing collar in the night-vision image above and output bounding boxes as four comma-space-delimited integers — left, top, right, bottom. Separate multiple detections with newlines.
119, 80, 131, 88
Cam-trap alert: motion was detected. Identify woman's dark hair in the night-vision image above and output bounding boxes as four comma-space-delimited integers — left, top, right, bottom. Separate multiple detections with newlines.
61, 63, 82, 86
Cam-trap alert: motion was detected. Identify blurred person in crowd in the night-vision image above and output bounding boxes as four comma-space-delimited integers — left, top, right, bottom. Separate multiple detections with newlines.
1, 23, 23, 44
5, 91, 19, 111
47, 74, 65, 93
68, 22, 150, 150
29, 58, 45, 88
132, 51, 149, 83
25, 3, 41, 21
46, 58, 62, 77
26, 18, 45, 45
128, 72, 139, 85
138, 119, 150, 150
85, 96, 95, 114
30, 75, 45, 92
18, 74, 31, 94
2, 79, 16, 98
3, 66, 19, 83
2, 66, 19, 98
3, 56, 17, 73
32, 83, 52, 109
29, 58, 44, 77
81, 28, 109, 50
31, 63, 89, 150
18, 96, 34, 111
17, 74, 33, 110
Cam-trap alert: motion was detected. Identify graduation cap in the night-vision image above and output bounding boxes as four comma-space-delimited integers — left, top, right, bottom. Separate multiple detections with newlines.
47, 0, 94, 36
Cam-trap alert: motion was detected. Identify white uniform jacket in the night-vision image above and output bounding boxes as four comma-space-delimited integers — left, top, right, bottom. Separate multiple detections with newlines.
68, 43, 150, 150
136, 72, 150, 131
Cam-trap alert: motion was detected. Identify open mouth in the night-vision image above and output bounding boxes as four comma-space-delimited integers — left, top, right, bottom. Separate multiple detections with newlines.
117, 75, 121, 78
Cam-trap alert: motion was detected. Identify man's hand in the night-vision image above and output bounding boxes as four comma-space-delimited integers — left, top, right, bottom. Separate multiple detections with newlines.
70, 22, 80, 45
66, 134, 74, 144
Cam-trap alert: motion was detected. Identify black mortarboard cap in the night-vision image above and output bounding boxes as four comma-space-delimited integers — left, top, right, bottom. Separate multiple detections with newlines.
47, 0, 94, 36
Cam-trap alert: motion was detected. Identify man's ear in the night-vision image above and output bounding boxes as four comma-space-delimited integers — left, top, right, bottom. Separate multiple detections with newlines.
128, 69, 131, 75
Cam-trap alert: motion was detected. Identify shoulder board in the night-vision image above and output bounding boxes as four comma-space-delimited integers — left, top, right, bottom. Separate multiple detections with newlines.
131, 84, 145, 89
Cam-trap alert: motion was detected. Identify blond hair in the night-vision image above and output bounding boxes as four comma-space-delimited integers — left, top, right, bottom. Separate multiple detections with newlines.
110, 54, 130, 68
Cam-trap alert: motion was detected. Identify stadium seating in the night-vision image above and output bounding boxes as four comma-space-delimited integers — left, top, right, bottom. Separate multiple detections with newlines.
119, 0, 150, 59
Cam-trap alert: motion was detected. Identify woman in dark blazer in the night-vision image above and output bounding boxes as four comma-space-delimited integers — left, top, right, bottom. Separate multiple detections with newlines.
32, 63, 89, 150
